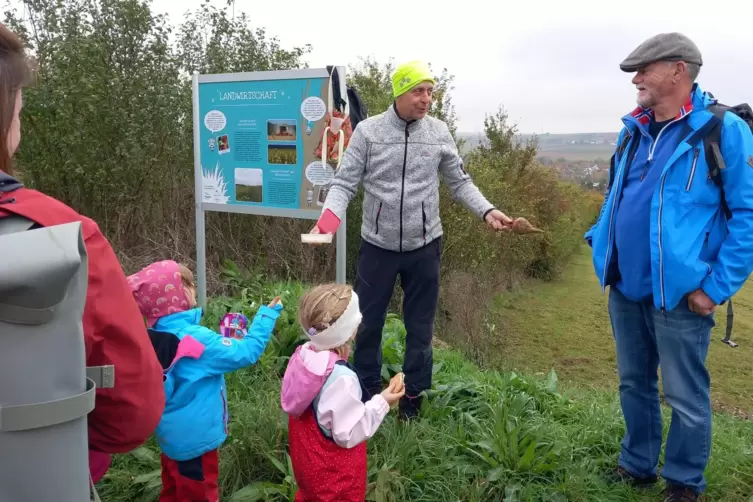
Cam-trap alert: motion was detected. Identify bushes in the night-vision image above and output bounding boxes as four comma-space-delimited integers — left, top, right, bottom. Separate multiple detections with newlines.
5, 0, 323, 281
440, 108, 597, 283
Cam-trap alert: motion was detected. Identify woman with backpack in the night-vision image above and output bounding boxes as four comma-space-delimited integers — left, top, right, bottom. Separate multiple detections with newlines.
0, 24, 165, 484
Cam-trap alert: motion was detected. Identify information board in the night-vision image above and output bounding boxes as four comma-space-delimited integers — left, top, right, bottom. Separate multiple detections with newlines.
192, 68, 347, 307
197, 74, 338, 211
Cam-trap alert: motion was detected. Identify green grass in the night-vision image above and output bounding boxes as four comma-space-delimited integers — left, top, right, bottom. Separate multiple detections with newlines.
487, 245, 753, 417
236, 184, 263, 203
96, 272, 753, 502
97, 350, 753, 502
268, 145, 297, 165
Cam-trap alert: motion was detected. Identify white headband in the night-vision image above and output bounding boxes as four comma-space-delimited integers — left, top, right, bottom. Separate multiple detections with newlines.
306, 291, 362, 350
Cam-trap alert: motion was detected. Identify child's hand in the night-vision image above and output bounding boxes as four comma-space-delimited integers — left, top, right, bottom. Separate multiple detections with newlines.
390, 372, 405, 393
267, 296, 281, 308
380, 374, 406, 408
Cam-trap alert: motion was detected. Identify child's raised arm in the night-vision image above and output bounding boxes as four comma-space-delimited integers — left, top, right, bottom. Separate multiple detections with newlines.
200, 301, 283, 375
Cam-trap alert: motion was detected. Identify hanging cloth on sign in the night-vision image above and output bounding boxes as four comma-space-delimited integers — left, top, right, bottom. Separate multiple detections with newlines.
315, 67, 352, 170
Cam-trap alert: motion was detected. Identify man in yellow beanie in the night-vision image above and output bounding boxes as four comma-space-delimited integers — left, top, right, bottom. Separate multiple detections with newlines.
308, 60, 512, 420
390, 60, 436, 120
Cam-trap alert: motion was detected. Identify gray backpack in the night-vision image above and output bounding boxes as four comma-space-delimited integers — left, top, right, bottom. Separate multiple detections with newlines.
0, 215, 114, 502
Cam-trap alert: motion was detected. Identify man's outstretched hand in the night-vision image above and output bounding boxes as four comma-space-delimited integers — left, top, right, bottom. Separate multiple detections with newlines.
688, 289, 716, 316
485, 209, 513, 231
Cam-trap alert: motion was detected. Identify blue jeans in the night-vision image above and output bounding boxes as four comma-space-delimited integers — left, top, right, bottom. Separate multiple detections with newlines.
608, 287, 713, 493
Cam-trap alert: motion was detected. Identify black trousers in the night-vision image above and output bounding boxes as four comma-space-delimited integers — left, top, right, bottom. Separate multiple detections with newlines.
353, 237, 441, 399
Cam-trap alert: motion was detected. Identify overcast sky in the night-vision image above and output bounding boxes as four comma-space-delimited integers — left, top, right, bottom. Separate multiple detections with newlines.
16, 0, 753, 134
235, 167, 262, 186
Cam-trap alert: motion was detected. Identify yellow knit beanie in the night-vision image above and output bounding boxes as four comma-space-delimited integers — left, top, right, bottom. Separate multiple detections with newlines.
391, 60, 436, 99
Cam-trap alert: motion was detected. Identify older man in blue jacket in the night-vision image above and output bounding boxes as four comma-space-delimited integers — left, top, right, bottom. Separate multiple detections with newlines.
585, 33, 753, 501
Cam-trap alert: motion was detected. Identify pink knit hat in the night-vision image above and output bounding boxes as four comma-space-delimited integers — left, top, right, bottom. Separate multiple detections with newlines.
127, 260, 192, 327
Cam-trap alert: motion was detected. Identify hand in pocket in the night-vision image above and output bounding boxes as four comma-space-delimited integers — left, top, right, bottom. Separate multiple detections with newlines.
687, 289, 716, 316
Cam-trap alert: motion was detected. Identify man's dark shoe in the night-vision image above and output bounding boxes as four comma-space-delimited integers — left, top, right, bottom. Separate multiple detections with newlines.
663, 484, 699, 502
606, 466, 658, 488
398, 395, 422, 421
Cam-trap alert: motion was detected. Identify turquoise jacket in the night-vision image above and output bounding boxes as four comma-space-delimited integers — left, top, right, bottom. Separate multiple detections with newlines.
586, 84, 753, 311
153, 305, 281, 461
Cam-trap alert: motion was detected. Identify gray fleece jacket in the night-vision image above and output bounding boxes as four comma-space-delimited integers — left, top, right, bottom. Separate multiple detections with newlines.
322, 104, 495, 253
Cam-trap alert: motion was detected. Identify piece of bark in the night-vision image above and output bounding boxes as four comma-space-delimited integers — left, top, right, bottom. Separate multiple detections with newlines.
512, 217, 544, 234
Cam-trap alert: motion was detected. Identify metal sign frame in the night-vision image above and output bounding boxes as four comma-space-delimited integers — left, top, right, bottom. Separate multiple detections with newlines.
192, 68, 347, 308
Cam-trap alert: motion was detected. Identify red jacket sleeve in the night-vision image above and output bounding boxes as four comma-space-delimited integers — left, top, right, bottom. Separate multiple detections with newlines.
83, 226, 165, 453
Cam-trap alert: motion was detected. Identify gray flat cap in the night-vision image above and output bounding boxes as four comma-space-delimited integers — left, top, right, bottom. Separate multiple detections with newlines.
620, 32, 702, 72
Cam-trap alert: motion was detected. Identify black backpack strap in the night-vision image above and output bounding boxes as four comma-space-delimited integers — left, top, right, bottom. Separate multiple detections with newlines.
721, 299, 739, 347
608, 129, 642, 194
701, 104, 731, 220
607, 130, 634, 191
690, 98, 744, 342
698, 103, 739, 337
723, 299, 734, 341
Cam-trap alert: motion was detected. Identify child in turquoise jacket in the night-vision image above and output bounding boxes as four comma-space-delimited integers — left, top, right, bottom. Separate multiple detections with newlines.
128, 260, 282, 502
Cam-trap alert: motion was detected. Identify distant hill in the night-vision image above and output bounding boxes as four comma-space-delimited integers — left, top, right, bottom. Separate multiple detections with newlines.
458, 131, 619, 162
457, 131, 620, 192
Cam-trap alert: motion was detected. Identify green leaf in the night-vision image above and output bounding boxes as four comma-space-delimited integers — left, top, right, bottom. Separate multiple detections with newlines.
545, 368, 559, 392
519, 438, 537, 470
487, 465, 506, 482
228, 482, 285, 501
471, 439, 495, 454
504, 483, 523, 502
381, 364, 390, 382
133, 469, 161, 484
129, 446, 159, 465
264, 452, 288, 475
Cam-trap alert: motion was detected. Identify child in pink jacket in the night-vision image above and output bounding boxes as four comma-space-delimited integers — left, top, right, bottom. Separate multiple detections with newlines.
281, 283, 405, 502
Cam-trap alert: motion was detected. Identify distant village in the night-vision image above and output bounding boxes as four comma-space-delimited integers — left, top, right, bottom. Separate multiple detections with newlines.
538, 157, 610, 192
458, 131, 617, 192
